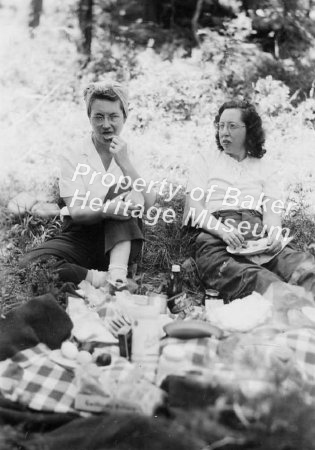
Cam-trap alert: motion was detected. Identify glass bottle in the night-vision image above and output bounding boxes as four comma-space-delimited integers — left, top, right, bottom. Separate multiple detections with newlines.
167, 264, 182, 299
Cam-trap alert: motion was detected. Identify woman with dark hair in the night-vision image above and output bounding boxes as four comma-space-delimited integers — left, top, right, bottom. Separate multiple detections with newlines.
185, 100, 315, 302
214, 100, 266, 159
20, 81, 156, 289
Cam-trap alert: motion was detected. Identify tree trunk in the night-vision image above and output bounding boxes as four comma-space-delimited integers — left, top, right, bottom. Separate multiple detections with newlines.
28, 0, 43, 29
307, 0, 314, 17
274, 31, 280, 59
241, 0, 251, 16
192, 0, 204, 46
78, 0, 93, 57
142, 0, 159, 23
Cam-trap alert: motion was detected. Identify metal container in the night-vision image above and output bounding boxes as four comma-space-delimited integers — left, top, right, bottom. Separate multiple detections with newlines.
167, 292, 193, 315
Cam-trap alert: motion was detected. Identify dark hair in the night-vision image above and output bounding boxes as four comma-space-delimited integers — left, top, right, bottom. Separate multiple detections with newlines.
87, 88, 126, 118
214, 100, 266, 158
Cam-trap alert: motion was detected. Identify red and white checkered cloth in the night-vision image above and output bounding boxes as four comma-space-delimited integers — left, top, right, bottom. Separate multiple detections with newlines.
0, 343, 78, 414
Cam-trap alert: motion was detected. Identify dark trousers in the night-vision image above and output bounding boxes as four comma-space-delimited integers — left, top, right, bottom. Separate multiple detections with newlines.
19, 186, 144, 284
194, 210, 315, 302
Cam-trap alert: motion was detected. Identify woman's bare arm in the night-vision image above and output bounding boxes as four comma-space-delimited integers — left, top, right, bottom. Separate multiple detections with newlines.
63, 193, 139, 225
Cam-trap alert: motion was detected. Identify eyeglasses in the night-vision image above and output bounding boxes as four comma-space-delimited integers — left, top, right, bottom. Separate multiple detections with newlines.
91, 114, 121, 124
216, 122, 246, 132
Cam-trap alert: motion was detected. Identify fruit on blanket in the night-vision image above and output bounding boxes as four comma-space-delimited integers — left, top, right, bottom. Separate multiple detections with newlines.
96, 353, 112, 366
77, 350, 93, 365
61, 341, 79, 360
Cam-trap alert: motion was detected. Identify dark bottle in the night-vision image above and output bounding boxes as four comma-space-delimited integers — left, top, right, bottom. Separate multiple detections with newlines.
167, 264, 182, 299
167, 265, 191, 315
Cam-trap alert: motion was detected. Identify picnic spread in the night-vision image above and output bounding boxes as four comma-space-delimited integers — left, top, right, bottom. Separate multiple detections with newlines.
2, 279, 315, 448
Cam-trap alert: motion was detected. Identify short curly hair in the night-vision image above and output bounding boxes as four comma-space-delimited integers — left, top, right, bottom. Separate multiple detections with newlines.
85, 89, 125, 118
83, 81, 128, 118
214, 100, 266, 159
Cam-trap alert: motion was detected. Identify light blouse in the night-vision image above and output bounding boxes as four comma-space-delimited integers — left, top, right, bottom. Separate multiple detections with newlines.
59, 134, 123, 202
187, 149, 280, 214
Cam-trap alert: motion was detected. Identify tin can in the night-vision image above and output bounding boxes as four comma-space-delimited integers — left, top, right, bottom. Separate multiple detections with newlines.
203, 289, 220, 303
149, 293, 167, 314
204, 289, 224, 314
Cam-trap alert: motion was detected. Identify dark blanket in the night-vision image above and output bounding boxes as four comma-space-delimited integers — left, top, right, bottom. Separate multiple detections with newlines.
0, 293, 73, 361
0, 396, 78, 432
0, 395, 201, 450
22, 413, 200, 450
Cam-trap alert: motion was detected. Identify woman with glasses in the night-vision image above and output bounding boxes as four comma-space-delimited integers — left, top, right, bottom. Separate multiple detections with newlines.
20, 81, 156, 289
185, 100, 315, 302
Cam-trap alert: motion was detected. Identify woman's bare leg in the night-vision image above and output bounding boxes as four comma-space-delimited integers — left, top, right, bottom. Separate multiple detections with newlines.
108, 240, 131, 282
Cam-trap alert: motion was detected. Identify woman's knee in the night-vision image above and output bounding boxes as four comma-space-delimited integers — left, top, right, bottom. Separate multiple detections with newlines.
197, 250, 281, 301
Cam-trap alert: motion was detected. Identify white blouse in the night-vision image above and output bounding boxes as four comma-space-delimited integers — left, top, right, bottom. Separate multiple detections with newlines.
59, 134, 124, 202
187, 149, 280, 214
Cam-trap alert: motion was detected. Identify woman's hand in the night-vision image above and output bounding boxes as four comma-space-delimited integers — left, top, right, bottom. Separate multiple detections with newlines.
262, 196, 283, 254
103, 192, 141, 221
265, 229, 283, 254
218, 225, 245, 249
108, 136, 157, 210
109, 136, 129, 167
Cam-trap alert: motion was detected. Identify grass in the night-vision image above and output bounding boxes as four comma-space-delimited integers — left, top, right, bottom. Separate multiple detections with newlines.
0, 187, 203, 313
0, 209, 65, 314
141, 190, 194, 270
1, 179, 315, 316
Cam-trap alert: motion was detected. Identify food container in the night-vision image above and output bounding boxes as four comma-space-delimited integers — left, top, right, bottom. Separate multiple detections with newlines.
167, 292, 193, 315
149, 293, 167, 314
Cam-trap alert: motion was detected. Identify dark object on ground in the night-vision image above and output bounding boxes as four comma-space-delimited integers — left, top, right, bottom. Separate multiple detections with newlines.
0, 395, 78, 432
22, 413, 202, 450
163, 374, 224, 408
0, 293, 73, 361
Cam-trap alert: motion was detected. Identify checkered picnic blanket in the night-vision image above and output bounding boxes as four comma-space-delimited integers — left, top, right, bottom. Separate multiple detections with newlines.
0, 343, 78, 414
0, 345, 162, 415
275, 329, 315, 383
160, 336, 218, 368
75, 356, 165, 415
